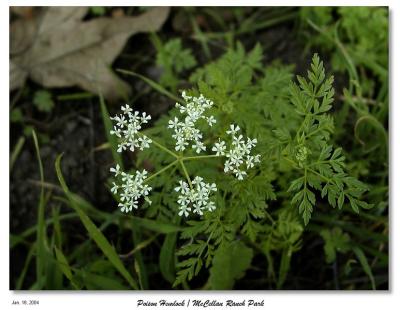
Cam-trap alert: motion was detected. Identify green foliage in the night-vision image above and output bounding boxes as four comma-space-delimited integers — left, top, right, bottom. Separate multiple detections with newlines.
54, 246, 79, 289
320, 227, 350, 264
11, 7, 387, 291
33, 90, 54, 113
209, 241, 253, 289
285, 54, 371, 224
300, 7, 388, 79
159, 232, 178, 284
134, 46, 372, 289
353, 247, 376, 290
299, 7, 388, 162
154, 37, 197, 91
10, 108, 23, 123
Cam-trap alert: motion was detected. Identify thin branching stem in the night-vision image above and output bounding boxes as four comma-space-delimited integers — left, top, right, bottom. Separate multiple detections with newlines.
179, 160, 193, 189
150, 137, 180, 159
145, 160, 179, 183
182, 154, 220, 161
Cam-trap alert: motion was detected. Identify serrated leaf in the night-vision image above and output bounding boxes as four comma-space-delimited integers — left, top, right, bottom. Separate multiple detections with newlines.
349, 197, 360, 213
247, 43, 263, 69
338, 191, 345, 209
353, 247, 376, 290
288, 177, 304, 192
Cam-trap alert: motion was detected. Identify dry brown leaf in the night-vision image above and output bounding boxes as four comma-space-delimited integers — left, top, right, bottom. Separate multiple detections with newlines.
10, 7, 170, 101
10, 7, 35, 18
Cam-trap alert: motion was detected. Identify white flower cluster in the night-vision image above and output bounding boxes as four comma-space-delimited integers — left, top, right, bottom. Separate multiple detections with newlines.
168, 91, 216, 153
212, 124, 261, 180
110, 164, 152, 213
110, 104, 152, 153
174, 176, 217, 217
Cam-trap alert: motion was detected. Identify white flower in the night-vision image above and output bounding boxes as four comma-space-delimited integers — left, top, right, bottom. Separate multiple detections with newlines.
178, 204, 191, 217
168, 117, 180, 129
226, 124, 240, 135
111, 182, 119, 194
246, 138, 258, 148
246, 156, 255, 169
175, 177, 218, 217
110, 164, 121, 176
232, 134, 243, 146
175, 139, 188, 151
140, 112, 151, 123
206, 201, 216, 212
218, 124, 261, 180
113, 115, 127, 128
192, 176, 204, 185
110, 126, 122, 138
192, 141, 206, 154
167, 92, 216, 153
234, 169, 247, 180
175, 180, 189, 194
111, 168, 152, 213
110, 106, 152, 153
212, 139, 226, 156
206, 116, 216, 126
138, 135, 152, 150
206, 182, 217, 192
121, 104, 132, 114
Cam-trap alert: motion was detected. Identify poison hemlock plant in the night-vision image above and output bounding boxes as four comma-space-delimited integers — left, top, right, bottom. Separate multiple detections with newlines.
107, 49, 373, 288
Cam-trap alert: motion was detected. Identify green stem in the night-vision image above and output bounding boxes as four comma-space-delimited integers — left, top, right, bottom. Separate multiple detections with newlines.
138, 132, 179, 159
152, 139, 179, 159
145, 160, 178, 183
282, 156, 301, 169
182, 154, 220, 161
283, 156, 334, 185
307, 167, 333, 184
305, 125, 328, 139
179, 160, 193, 189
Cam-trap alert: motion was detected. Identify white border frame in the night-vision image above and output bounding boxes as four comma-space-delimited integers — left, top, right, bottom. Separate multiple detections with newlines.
2, 1, 398, 309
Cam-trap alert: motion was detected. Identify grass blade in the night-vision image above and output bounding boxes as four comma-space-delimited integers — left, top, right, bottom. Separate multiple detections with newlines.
10, 136, 25, 172
75, 270, 129, 290
277, 246, 292, 289
98, 92, 124, 169
131, 226, 151, 289
55, 154, 139, 290
15, 245, 35, 290
54, 246, 79, 289
353, 247, 376, 290
159, 232, 177, 284
116, 69, 183, 103
32, 130, 47, 288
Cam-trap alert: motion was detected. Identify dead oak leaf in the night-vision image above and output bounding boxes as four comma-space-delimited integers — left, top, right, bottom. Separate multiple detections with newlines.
10, 7, 170, 101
